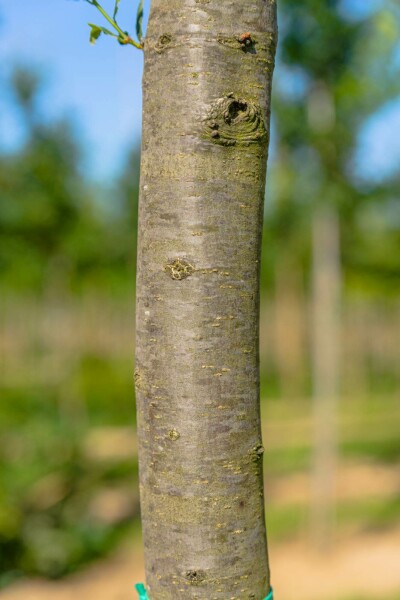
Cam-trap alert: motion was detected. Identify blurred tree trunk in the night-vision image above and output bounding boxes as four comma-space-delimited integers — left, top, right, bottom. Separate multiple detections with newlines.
134, 1, 277, 598
274, 255, 306, 398
311, 203, 341, 550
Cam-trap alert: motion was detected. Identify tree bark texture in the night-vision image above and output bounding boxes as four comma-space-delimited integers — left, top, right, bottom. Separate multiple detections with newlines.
135, 2, 278, 598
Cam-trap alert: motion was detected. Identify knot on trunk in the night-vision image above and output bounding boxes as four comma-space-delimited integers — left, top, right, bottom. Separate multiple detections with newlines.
185, 570, 206, 585
204, 95, 267, 147
155, 33, 173, 53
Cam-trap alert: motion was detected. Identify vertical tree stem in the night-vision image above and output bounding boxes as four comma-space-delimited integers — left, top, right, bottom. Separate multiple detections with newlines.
135, 2, 278, 597
311, 204, 341, 549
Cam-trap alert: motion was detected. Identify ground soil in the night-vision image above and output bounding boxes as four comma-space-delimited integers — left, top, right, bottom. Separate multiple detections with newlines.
2, 527, 400, 600
3, 460, 399, 600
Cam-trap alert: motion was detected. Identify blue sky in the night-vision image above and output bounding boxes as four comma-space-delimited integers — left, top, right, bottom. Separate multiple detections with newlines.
0, 0, 150, 180
0, 0, 399, 183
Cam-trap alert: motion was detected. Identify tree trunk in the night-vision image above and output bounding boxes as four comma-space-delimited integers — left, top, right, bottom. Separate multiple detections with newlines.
135, 2, 277, 598
311, 203, 341, 550
274, 254, 305, 398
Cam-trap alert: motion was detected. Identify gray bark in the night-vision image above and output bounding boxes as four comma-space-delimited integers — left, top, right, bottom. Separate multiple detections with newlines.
135, 1, 278, 598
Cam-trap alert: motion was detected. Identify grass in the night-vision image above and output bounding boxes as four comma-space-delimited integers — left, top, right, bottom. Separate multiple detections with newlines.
0, 356, 138, 585
266, 497, 400, 542
263, 433, 399, 476
0, 359, 399, 584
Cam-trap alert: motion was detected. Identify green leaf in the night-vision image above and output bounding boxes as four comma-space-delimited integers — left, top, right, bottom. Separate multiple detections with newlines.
136, 0, 144, 41
89, 24, 102, 44
113, 0, 121, 20
88, 23, 118, 45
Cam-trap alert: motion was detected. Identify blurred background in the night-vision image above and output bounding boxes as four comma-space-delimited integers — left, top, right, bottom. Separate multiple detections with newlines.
0, 0, 399, 599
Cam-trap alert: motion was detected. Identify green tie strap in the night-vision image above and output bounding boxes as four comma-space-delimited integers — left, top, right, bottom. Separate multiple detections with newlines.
135, 583, 149, 599
135, 583, 273, 599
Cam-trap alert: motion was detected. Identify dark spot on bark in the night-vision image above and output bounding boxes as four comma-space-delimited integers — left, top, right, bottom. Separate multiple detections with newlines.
239, 500, 245, 508
224, 100, 248, 123
185, 570, 206, 584
134, 368, 144, 390
204, 95, 267, 146
238, 32, 257, 53
164, 258, 195, 281
159, 33, 172, 45
155, 33, 172, 52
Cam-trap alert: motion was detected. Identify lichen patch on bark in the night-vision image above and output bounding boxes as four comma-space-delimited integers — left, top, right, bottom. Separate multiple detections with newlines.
250, 443, 265, 462
168, 429, 181, 441
218, 34, 258, 53
164, 258, 195, 280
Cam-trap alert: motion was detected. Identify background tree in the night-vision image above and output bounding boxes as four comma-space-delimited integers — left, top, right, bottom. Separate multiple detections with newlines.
264, 0, 400, 546
0, 66, 138, 295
